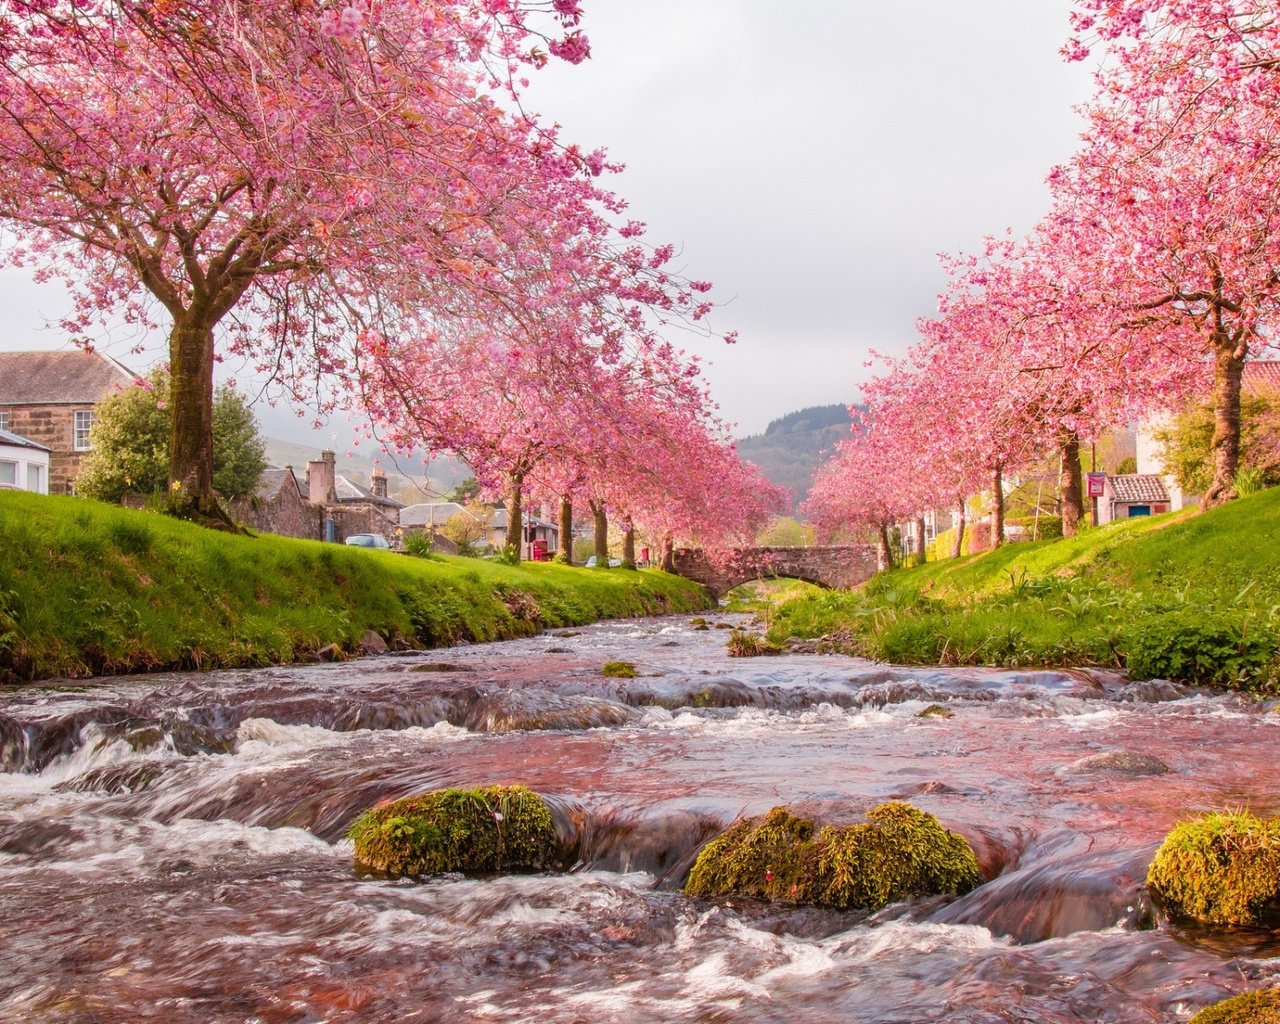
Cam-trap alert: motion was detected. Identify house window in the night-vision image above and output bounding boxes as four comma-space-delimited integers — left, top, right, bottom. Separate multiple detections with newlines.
1127, 505, 1152, 518
0, 411, 9, 431
27, 464, 42, 492
73, 410, 95, 451
0, 461, 14, 486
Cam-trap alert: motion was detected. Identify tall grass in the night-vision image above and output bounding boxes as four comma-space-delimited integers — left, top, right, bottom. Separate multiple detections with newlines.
763, 489, 1280, 690
0, 491, 713, 682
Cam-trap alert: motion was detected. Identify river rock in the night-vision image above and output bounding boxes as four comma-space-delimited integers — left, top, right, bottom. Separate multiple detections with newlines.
1188, 988, 1280, 1023
464, 689, 641, 733
316, 644, 347, 663
360, 630, 388, 656
1064, 751, 1169, 776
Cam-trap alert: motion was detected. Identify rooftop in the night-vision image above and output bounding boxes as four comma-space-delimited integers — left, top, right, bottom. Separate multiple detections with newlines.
400, 501, 477, 527
0, 427, 51, 453
0, 349, 136, 406
1108, 473, 1170, 504
1244, 359, 1280, 395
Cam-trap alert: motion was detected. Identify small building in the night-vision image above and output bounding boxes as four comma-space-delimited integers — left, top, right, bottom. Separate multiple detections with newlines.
0, 349, 136, 495
489, 507, 559, 561
1098, 474, 1170, 524
229, 465, 317, 540
0, 428, 51, 494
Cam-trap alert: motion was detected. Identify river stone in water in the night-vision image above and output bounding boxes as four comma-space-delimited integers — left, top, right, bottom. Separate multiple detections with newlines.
349, 784, 559, 876
685, 802, 980, 911
1189, 988, 1280, 1024
1065, 751, 1169, 776
464, 689, 640, 733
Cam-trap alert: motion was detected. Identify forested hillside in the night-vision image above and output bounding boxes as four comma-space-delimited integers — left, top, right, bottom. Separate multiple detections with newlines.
736, 404, 856, 513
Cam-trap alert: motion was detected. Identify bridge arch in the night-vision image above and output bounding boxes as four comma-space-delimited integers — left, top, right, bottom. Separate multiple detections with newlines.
671, 545, 882, 598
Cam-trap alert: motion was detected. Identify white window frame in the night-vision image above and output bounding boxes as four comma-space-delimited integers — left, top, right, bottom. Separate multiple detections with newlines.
26, 463, 42, 492
73, 409, 95, 451
0, 460, 15, 486
0, 411, 9, 431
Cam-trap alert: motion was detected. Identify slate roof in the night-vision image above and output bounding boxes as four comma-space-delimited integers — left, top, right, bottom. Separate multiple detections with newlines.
490, 507, 557, 531
0, 427, 51, 453
334, 473, 404, 509
1244, 360, 1280, 395
0, 350, 136, 405
1108, 474, 1170, 504
251, 467, 302, 502
400, 501, 476, 527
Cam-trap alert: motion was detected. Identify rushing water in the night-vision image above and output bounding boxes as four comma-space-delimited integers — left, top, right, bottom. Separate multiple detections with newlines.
3, 614, 1280, 1023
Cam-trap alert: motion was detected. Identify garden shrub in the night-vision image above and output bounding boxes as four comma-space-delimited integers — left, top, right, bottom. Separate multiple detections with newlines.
685, 802, 979, 911
1126, 612, 1279, 688
1147, 811, 1280, 926
348, 784, 559, 876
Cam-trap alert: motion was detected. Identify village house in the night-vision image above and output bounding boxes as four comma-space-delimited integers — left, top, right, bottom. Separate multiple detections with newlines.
1096, 474, 1171, 524
0, 427, 51, 494
231, 451, 406, 545
0, 349, 136, 495
399, 500, 560, 559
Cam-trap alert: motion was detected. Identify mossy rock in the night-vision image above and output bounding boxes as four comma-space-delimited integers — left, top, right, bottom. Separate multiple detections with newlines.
685, 802, 980, 911
917, 704, 954, 719
1147, 811, 1280, 926
602, 660, 637, 678
1190, 989, 1280, 1024
348, 785, 558, 877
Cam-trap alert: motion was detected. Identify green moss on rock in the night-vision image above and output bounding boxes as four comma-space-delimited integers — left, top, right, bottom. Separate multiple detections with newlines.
685, 801, 980, 910
1190, 989, 1280, 1024
602, 660, 637, 678
1147, 811, 1280, 926
348, 785, 558, 877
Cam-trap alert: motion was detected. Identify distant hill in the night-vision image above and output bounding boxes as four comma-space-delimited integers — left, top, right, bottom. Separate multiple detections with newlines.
736, 403, 857, 514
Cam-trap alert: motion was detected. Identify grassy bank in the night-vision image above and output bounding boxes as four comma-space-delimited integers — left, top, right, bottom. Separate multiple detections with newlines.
0, 491, 714, 683
750, 488, 1280, 690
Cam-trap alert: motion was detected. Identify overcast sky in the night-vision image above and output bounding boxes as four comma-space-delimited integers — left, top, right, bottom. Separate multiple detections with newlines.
0, 0, 1097, 442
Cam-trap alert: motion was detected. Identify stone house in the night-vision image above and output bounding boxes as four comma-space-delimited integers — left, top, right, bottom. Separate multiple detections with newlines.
1097, 474, 1171, 524
0, 350, 136, 495
0, 428, 51, 494
232, 451, 406, 546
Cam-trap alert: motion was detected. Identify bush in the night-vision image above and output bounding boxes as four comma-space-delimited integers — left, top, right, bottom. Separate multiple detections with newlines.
401, 532, 435, 558
1147, 811, 1280, 926
1125, 612, 1279, 688
1006, 515, 1064, 541
348, 785, 558, 876
685, 802, 980, 911
1189, 989, 1280, 1024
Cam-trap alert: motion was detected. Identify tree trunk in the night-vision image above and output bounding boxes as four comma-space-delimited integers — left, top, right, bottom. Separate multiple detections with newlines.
621, 516, 637, 569
991, 466, 1005, 548
504, 475, 524, 563
914, 516, 927, 565
952, 502, 966, 559
1201, 331, 1248, 508
589, 500, 609, 567
660, 533, 675, 573
1059, 431, 1084, 538
167, 317, 230, 525
878, 523, 894, 571
556, 496, 573, 564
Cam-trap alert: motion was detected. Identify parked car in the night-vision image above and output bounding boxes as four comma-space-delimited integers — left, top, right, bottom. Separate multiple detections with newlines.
345, 533, 391, 550
585, 556, 623, 567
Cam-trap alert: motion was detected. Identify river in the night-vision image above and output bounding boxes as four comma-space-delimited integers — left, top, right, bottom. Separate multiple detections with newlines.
2, 613, 1278, 1023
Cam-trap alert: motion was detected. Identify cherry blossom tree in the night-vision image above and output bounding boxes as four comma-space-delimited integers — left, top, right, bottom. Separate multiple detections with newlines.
0, 0, 716, 522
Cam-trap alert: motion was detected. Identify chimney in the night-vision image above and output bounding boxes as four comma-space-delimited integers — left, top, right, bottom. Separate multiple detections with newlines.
371, 467, 388, 499
307, 451, 338, 505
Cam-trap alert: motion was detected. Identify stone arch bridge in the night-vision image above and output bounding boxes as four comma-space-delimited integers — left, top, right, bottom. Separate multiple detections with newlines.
671, 545, 882, 598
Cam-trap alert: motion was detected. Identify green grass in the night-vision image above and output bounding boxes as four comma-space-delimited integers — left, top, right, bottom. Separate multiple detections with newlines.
0, 491, 713, 682
763, 489, 1280, 689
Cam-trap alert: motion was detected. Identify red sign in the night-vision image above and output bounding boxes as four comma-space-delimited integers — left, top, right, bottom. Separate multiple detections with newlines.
1086, 473, 1107, 498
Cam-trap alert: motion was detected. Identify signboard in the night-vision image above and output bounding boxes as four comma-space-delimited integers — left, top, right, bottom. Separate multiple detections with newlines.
1086, 472, 1107, 499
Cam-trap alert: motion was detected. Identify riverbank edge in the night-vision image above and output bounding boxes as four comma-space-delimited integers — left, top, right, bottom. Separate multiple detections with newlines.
0, 491, 716, 683
756, 488, 1280, 689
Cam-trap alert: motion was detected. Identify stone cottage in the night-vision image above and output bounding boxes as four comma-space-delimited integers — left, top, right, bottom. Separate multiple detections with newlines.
0, 349, 135, 495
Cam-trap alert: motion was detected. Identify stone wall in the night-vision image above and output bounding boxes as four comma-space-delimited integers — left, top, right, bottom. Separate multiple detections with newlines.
231, 488, 322, 541
672, 545, 881, 597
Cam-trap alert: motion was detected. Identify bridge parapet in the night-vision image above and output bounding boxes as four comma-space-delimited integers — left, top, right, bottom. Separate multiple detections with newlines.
671, 545, 881, 598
